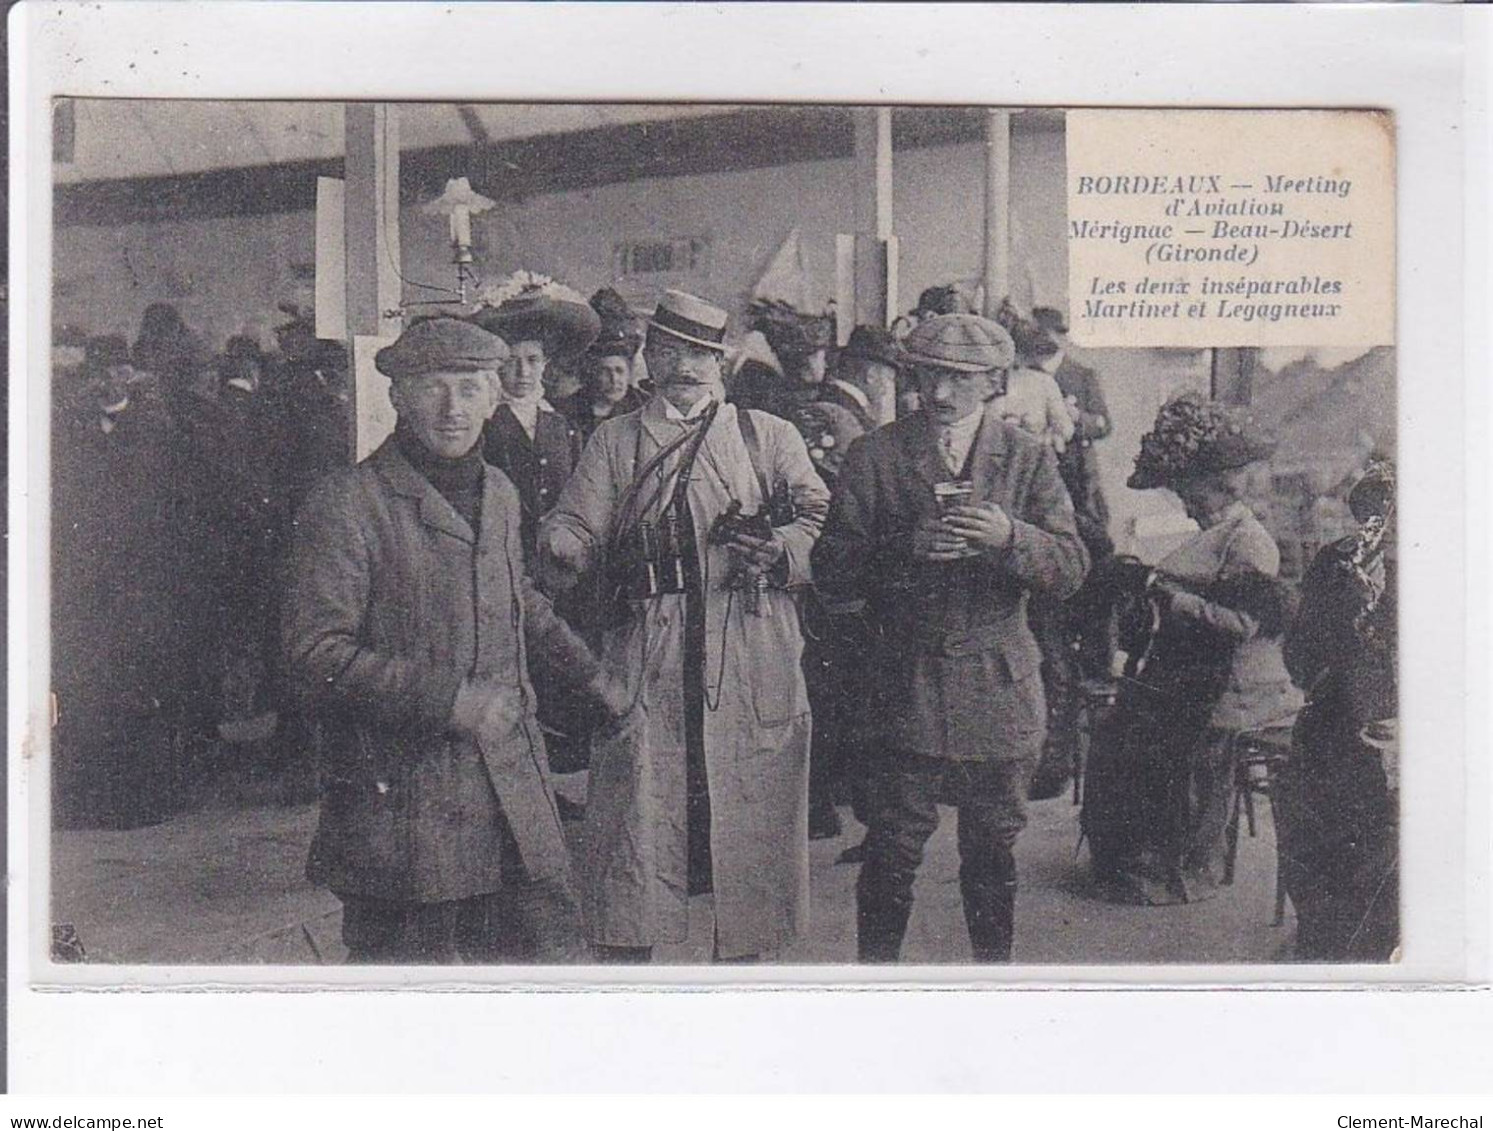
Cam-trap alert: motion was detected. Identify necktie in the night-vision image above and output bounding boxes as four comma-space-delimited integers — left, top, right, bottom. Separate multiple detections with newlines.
939, 427, 960, 475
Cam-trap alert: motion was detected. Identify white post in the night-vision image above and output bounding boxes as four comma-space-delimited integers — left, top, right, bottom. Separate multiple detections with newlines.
343, 103, 403, 458
982, 109, 1011, 318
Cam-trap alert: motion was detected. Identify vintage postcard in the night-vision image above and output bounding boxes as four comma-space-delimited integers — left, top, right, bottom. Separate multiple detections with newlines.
7, 0, 1486, 1101
36, 97, 1407, 973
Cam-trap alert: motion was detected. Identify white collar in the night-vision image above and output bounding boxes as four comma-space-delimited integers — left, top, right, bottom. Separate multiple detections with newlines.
661, 392, 717, 421
940, 408, 984, 439
1037, 350, 1064, 375
827, 378, 870, 412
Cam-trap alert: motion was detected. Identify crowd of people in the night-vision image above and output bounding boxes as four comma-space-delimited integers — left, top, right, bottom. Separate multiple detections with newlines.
51, 272, 1400, 966
52, 301, 349, 828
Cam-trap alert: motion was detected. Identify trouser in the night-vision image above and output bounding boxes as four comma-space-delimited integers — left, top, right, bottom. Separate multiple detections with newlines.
856, 750, 1037, 963
1276, 746, 1399, 962
1028, 595, 1082, 792
802, 596, 876, 826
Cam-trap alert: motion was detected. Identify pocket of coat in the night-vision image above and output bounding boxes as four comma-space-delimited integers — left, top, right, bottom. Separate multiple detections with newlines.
747, 615, 810, 726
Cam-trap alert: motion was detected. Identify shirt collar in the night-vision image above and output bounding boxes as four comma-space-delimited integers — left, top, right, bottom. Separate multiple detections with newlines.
940, 408, 984, 441
661, 392, 717, 421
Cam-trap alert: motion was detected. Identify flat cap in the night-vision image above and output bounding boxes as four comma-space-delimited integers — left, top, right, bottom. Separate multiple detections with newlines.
902, 313, 1015, 374
374, 317, 509, 381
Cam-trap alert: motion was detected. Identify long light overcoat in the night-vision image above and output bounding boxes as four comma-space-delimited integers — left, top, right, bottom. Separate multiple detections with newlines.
541, 398, 829, 958
283, 439, 598, 905
812, 406, 1089, 762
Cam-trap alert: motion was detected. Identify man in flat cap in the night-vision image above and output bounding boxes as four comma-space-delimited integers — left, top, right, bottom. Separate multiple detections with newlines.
283, 316, 626, 963
813, 313, 1088, 963
538, 290, 830, 962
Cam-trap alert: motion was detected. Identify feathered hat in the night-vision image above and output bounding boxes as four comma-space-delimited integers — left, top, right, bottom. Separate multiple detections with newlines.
1128, 394, 1277, 490
472, 270, 601, 360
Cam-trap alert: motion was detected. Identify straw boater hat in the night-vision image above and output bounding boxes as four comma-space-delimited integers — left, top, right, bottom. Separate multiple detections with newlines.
472, 271, 601, 360
646, 289, 729, 353
1128, 394, 1276, 490
374, 317, 510, 381
902, 313, 1016, 374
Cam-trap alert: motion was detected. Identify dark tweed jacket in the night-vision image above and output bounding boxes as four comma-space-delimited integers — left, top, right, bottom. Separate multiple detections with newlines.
813, 406, 1089, 761
283, 439, 598, 902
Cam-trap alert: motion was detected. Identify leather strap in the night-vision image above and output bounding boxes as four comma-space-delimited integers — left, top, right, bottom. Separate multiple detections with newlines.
735, 406, 776, 511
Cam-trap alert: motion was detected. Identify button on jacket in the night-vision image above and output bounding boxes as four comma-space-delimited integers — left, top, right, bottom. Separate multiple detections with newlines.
813, 405, 1089, 762
482, 402, 583, 559
283, 439, 599, 903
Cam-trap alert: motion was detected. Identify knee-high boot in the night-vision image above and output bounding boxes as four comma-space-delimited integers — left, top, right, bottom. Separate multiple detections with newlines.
962, 845, 1018, 963
856, 867, 915, 963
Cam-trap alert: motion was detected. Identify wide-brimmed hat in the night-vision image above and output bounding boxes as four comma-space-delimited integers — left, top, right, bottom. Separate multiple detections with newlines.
646, 289, 729, 353
1008, 317, 1060, 364
584, 287, 644, 362
223, 335, 266, 364
472, 272, 601, 359
838, 325, 907, 372
902, 313, 1015, 374
1031, 306, 1070, 336
1128, 394, 1276, 490
747, 299, 834, 364
1348, 456, 1395, 522
915, 284, 975, 319
374, 317, 509, 381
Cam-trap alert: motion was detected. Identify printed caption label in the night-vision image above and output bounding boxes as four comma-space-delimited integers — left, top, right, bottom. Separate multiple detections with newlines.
1066, 109, 1394, 348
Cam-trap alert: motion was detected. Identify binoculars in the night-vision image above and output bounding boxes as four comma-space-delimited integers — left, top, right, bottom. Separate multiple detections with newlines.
613, 510, 691, 601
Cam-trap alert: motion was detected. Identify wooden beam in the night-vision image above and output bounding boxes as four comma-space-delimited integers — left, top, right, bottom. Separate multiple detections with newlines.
56, 106, 1044, 229
343, 103, 401, 338
343, 103, 403, 460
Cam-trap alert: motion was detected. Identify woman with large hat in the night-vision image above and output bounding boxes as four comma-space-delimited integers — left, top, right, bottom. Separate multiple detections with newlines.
1080, 394, 1301, 904
472, 272, 601, 558
553, 287, 647, 444
728, 298, 835, 423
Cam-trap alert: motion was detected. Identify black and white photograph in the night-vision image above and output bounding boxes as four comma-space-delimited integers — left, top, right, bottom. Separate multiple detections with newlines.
39, 98, 1404, 970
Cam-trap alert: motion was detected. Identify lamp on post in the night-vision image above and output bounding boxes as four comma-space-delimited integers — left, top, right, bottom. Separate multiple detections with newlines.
420, 176, 495, 304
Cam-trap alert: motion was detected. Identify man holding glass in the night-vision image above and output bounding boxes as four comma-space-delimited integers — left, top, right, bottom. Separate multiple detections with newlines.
812, 313, 1088, 963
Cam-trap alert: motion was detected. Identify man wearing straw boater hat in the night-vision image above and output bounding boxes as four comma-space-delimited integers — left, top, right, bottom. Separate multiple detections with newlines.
813, 313, 1088, 963
283, 317, 627, 964
538, 290, 830, 962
